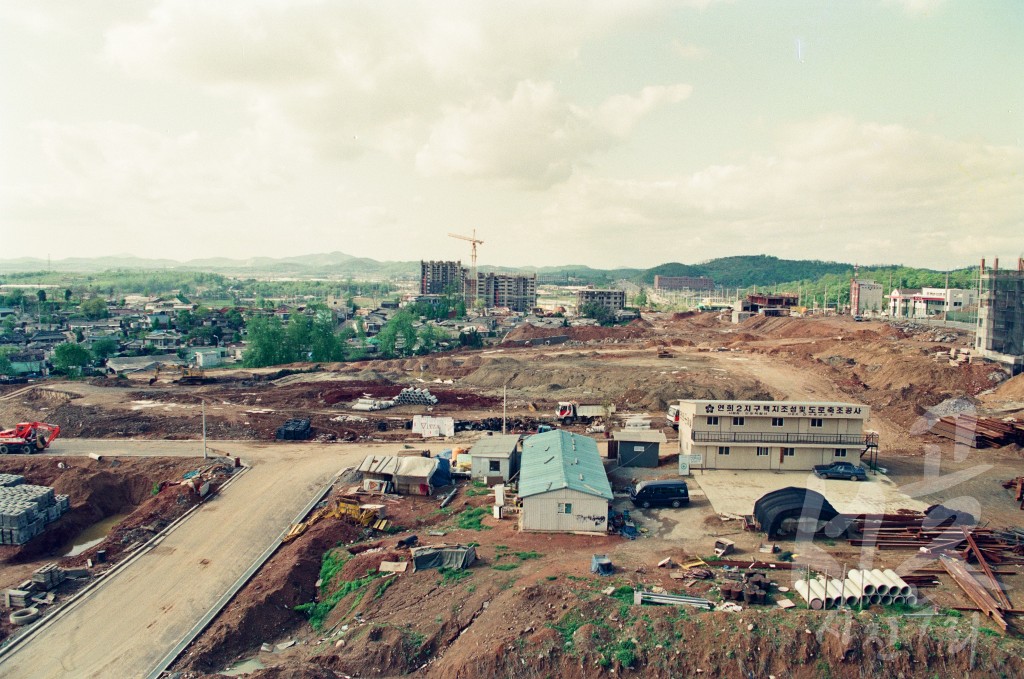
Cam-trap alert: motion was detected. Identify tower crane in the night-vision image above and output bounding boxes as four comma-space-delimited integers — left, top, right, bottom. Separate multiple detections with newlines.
448, 229, 484, 305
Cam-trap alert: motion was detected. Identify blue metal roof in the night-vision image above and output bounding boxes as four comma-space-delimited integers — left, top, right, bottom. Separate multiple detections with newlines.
519, 430, 612, 500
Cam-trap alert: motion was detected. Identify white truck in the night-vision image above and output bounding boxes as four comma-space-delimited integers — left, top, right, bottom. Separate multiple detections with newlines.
666, 404, 680, 430
556, 402, 615, 425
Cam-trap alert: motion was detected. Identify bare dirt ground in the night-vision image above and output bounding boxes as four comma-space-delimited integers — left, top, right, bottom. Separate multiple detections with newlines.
1, 312, 1022, 678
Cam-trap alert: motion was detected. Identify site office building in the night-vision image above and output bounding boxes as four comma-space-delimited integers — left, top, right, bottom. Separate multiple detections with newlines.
676, 400, 873, 473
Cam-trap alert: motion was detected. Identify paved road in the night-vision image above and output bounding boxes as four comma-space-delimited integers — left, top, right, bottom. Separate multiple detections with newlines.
0, 439, 414, 679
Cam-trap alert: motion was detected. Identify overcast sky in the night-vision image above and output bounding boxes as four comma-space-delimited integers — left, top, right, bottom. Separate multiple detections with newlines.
1, 1, 1021, 270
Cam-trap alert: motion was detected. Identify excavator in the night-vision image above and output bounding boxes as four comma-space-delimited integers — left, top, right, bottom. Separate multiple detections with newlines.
0, 422, 60, 455
148, 363, 215, 386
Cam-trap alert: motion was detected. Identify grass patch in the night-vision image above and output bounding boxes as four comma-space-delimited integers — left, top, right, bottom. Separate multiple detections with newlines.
457, 506, 492, 531
776, 551, 794, 563
493, 563, 519, 571
546, 575, 558, 581
549, 609, 587, 649
609, 586, 633, 604
515, 551, 543, 561
439, 567, 473, 585
374, 577, 396, 600
296, 571, 381, 630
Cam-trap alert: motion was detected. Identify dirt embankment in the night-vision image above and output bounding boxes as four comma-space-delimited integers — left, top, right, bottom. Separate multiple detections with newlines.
0, 456, 208, 565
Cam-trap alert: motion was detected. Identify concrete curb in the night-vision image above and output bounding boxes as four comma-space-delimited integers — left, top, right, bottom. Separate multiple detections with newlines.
0, 459, 250, 665
145, 469, 343, 679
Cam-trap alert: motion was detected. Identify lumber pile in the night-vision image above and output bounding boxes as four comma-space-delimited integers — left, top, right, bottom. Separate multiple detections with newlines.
844, 513, 1024, 565
927, 414, 1024, 448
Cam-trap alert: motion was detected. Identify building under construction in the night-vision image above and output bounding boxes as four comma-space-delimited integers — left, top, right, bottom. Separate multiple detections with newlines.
420, 260, 465, 296
475, 272, 537, 312
976, 257, 1024, 374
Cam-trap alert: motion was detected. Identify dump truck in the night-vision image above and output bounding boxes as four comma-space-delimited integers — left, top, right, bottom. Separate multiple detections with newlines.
556, 402, 615, 425
0, 422, 60, 454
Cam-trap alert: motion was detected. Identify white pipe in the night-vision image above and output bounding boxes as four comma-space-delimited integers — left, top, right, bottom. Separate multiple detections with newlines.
849, 569, 874, 596
869, 594, 881, 605
876, 569, 904, 594
868, 569, 891, 595
882, 569, 912, 596
795, 579, 824, 610
880, 594, 893, 605
905, 593, 918, 606
892, 595, 906, 605
841, 579, 861, 606
821, 578, 845, 606
809, 579, 831, 608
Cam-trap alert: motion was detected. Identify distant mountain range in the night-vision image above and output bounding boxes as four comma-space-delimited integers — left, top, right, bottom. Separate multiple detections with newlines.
0, 252, 967, 288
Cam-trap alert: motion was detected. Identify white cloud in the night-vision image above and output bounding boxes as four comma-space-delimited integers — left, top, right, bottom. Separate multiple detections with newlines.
671, 40, 709, 60
882, 0, 947, 17
537, 116, 1024, 268
415, 81, 691, 187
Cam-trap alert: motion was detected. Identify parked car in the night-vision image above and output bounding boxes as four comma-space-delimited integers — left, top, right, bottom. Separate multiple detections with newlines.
630, 479, 689, 508
812, 461, 867, 481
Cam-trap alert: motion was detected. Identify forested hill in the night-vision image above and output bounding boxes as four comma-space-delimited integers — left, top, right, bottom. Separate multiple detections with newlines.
644, 256, 852, 288
0, 252, 976, 294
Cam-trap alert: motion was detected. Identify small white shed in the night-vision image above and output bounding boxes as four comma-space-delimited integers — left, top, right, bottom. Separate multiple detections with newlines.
469, 434, 521, 482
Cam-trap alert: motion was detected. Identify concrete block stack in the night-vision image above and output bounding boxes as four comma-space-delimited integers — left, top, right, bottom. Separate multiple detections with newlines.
0, 478, 70, 545
31, 563, 66, 590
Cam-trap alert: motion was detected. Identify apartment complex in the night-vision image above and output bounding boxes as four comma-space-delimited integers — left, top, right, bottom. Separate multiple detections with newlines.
676, 399, 874, 474
653, 275, 715, 292
476, 273, 537, 312
976, 258, 1024, 374
576, 288, 626, 313
420, 260, 465, 295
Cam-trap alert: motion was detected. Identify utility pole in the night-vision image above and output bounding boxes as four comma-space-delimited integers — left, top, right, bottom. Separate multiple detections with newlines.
202, 400, 208, 459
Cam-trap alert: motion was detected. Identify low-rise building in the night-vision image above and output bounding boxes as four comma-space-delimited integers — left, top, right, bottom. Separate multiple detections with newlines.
519, 430, 612, 534
676, 399, 875, 474
468, 434, 522, 482
610, 430, 667, 467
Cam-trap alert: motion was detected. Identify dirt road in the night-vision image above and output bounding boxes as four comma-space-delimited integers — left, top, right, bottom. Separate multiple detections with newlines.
0, 439, 380, 679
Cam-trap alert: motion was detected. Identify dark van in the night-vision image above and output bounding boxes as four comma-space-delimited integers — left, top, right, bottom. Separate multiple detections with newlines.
630, 480, 689, 508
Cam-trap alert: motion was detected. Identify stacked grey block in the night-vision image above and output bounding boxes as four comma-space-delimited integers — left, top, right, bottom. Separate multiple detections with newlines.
31, 563, 66, 589
394, 388, 438, 405
0, 478, 69, 545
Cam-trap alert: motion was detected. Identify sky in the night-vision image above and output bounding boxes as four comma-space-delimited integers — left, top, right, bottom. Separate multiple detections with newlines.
1, 0, 1021, 270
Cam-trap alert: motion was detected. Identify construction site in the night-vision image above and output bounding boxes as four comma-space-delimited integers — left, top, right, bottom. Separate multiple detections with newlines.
0, 312, 1023, 678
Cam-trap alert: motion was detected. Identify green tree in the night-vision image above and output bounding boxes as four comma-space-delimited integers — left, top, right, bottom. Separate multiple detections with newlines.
81, 297, 109, 320
242, 315, 290, 367
64, 289, 72, 303
0, 347, 15, 375
91, 337, 119, 361
633, 288, 648, 308
52, 342, 92, 376
175, 309, 195, 331
36, 289, 46, 304
579, 302, 614, 325
376, 310, 416, 358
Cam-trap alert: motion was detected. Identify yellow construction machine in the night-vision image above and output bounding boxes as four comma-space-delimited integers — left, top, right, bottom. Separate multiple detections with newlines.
282, 497, 390, 543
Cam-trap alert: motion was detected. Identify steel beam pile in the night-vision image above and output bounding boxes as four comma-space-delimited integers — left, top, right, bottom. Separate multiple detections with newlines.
928, 414, 1024, 449
940, 555, 1009, 633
